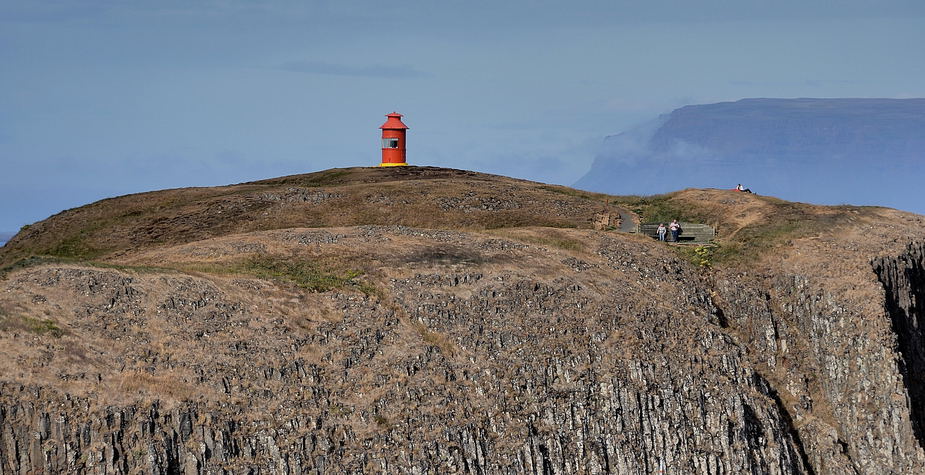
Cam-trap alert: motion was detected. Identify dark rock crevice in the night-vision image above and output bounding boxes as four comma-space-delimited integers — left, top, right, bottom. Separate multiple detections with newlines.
751, 372, 817, 475
874, 241, 925, 451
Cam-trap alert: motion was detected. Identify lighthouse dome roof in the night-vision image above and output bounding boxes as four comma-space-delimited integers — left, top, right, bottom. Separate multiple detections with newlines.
379, 112, 409, 130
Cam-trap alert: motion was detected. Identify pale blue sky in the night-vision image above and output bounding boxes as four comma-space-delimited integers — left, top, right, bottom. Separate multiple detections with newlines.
2, 1, 924, 231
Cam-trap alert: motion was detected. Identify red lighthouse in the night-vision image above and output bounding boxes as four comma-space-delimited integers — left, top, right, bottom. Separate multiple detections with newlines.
379, 112, 409, 167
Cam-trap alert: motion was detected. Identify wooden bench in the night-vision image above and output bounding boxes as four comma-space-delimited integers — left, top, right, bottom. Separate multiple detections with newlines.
637, 223, 716, 244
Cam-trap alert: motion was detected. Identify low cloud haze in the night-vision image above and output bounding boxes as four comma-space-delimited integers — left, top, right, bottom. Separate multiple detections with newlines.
577, 98, 925, 214
2, 1, 924, 230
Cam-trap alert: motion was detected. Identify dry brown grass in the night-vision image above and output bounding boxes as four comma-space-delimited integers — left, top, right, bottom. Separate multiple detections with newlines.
412, 322, 458, 357
0, 167, 625, 268
485, 227, 589, 253
113, 370, 201, 405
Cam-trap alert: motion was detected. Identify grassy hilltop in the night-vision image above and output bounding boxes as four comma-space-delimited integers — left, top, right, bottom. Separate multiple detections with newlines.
0, 165, 899, 273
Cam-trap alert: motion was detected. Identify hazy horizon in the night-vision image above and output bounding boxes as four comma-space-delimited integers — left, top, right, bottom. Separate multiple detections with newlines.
2, 1, 924, 231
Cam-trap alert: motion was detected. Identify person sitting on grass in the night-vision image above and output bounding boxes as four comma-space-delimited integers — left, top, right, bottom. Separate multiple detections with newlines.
735, 183, 753, 193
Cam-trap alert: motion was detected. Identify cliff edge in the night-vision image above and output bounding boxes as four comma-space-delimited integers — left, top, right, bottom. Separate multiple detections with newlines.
1, 167, 924, 473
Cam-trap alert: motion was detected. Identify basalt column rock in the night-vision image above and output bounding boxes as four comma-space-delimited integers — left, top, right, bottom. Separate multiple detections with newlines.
710, 242, 925, 474
874, 241, 925, 450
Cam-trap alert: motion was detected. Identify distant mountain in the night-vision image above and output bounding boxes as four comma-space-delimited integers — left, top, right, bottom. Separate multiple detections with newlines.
0, 232, 13, 245
576, 98, 925, 212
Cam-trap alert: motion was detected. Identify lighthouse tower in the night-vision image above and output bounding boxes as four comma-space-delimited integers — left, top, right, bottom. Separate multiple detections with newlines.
379, 112, 409, 167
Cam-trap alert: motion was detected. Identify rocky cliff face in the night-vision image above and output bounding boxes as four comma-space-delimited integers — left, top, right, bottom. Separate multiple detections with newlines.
575, 98, 925, 214
1, 168, 924, 473
875, 242, 925, 451
0, 228, 808, 473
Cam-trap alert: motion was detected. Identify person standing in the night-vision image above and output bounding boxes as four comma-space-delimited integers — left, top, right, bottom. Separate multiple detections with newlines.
657, 223, 667, 242
669, 219, 681, 242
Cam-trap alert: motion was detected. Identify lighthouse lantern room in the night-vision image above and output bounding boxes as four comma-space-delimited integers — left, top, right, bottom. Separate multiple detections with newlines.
379, 112, 409, 167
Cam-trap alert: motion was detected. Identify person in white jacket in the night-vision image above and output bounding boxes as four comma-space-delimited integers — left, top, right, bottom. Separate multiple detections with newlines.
669, 220, 681, 242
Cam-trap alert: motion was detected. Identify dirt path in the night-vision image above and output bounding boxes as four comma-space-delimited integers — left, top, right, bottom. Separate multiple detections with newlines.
619, 208, 637, 232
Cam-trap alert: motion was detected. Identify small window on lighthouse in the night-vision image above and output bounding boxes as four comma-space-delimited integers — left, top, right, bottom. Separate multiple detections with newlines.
382, 138, 399, 148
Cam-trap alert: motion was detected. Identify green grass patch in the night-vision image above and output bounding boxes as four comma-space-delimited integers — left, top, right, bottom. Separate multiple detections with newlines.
302, 170, 352, 187
1, 251, 378, 295
612, 194, 711, 225
712, 202, 839, 264
615, 193, 851, 266
256, 169, 356, 188
671, 221, 810, 266
25, 317, 65, 337
713, 224, 803, 264
0, 313, 65, 338
677, 245, 716, 268
0, 256, 65, 278
23, 211, 122, 261
253, 169, 354, 187
44, 234, 107, 260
